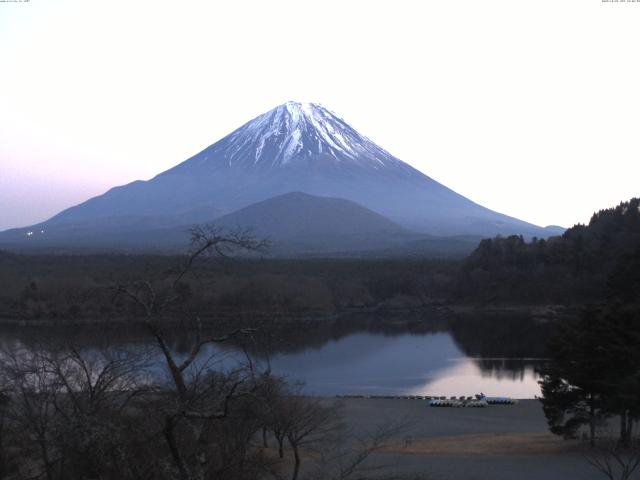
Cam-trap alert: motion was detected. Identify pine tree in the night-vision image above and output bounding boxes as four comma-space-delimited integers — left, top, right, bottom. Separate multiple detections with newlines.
539, 308, 610, 445
540, 304, 640, 446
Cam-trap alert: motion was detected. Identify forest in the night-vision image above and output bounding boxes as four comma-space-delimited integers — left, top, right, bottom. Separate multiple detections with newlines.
1, 198, 638, 326
0, 253, 457, 325
454, 198, 640, 304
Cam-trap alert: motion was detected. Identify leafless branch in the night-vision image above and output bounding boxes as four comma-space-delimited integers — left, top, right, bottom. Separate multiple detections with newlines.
584, 436, 640, 480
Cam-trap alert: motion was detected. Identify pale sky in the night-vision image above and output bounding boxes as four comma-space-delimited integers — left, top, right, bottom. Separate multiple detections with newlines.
1, 0, 639, 231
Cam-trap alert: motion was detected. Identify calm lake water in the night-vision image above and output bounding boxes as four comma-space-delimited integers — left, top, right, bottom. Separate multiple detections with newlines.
0, 314, 548, 398
203, 330, 544, 398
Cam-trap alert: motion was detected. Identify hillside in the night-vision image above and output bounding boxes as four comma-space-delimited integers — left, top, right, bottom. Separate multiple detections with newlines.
214, 192, 405, 238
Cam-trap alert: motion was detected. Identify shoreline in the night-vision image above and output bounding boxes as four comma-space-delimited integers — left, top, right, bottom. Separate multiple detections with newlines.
0, 302, 579, 327
333, 397, 601, 480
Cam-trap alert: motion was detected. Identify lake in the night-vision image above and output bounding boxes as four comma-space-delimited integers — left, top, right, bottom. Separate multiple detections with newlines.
0, 313, 548, 398
199, 329, 544, 398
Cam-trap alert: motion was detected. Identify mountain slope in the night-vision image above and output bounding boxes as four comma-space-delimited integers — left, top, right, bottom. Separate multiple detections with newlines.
1, 101, 562, 251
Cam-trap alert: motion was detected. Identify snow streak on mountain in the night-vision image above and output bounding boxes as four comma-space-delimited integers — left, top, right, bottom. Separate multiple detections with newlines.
168, 101, 419, 182
205, 102, 403, 169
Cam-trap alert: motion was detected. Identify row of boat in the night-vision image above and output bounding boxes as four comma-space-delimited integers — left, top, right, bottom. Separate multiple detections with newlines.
429, 395, 518, 407
429, 399, 487, 407
334, 394, 519, 406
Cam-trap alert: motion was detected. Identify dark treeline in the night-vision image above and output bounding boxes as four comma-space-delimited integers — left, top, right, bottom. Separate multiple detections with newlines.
0, 253, 457, 324
455, 198, 640, 304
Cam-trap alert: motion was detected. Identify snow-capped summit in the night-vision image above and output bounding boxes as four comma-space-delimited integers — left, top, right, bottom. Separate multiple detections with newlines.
176, 101, 406, 172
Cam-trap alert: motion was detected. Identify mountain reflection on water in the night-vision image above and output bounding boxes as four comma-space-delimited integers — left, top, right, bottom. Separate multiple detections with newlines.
0, 312, 550, 398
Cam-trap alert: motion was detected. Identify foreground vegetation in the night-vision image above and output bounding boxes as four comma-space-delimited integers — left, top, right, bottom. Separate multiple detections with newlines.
0, 340, 410, 480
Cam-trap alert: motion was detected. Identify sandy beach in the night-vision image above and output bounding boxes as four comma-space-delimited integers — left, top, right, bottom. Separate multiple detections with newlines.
333, 398, 604, 480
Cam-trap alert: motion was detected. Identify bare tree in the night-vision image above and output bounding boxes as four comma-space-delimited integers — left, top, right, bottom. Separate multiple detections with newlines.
114, 225, 267, 395
281, 396, 341, 480
261, 377, 296, 459
1, 348, 62, 480
112, 225, 268, 480
0, 389, 8, 478
251, 369, 286, 451
585, 436, 640, 480
42, 345, 150, 480
0, 343, 150, 480
309, 421, 408, 480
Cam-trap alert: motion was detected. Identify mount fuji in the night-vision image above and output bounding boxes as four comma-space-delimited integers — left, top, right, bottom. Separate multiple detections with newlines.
0, 102, 563, 254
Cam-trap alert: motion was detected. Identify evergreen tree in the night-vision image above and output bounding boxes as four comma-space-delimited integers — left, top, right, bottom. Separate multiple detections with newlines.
597, 305, 640, 446
540, 304, 640, 446
539, 308, 610, 445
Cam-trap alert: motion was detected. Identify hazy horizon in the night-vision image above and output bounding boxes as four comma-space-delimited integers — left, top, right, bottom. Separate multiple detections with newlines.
1, 0, 639, 231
